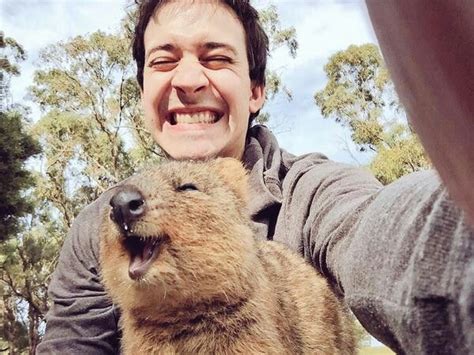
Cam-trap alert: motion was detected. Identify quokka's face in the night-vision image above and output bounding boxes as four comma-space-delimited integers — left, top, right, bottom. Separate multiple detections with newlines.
99, 158, 257, 311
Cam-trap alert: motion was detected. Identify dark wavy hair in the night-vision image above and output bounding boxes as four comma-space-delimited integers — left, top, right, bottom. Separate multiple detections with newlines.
132, 0, 269, 122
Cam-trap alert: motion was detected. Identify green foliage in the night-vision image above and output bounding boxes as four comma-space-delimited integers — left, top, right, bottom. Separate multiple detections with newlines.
259, 5, 298, 58
1, 217, 62, 354
1, 34, 43, 354
370, 125, 430, 185
29, 30, 159, 230
0, 31, 26, 78
314, 44, 392, 151
315, 44, 430, 184
257, 3, 298, 124
0, 32, 41, 242
0, 111, 41, 241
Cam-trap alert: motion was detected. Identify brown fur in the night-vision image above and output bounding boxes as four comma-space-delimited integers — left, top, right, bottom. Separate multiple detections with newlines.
99, 158, 356, 354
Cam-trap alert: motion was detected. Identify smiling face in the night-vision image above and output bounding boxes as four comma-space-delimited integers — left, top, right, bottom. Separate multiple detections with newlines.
141, 1, 265, 160
99, 159, 258, 313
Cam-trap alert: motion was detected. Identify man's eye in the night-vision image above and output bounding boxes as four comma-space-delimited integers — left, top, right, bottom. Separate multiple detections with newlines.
148, 59, 178, 71
204, 56, 231, 62
201, 57, 232, 69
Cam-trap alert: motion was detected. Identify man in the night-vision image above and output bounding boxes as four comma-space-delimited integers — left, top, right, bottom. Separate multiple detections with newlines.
37, 0, 473, 354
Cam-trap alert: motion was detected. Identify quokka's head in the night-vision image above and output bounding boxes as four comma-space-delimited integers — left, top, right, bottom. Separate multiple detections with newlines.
99, 158, 258, 312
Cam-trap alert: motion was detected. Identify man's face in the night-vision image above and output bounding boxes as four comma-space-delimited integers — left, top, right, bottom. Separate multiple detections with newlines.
141, 1, 265, 160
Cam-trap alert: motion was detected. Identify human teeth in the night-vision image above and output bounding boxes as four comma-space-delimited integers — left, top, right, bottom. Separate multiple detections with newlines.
173, 111, 218, 124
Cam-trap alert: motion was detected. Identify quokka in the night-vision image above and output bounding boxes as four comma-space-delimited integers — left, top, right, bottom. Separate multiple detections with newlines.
99, 158, 356, 354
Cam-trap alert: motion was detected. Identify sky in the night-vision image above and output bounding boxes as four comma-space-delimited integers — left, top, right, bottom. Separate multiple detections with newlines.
2, 0, 379, 165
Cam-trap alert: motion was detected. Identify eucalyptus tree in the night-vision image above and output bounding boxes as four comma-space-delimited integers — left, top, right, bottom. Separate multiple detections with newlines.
0, 32, 42, 355
315, 43, 430, 184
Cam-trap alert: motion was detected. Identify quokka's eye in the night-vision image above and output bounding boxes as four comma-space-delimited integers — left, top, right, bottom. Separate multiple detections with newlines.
177, 183, 199, 192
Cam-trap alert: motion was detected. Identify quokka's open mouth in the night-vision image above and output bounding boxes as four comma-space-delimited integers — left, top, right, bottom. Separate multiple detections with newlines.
122, 235, 166, 280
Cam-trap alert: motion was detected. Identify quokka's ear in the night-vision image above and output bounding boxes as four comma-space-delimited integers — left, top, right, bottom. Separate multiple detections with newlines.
212, 158, 249, 204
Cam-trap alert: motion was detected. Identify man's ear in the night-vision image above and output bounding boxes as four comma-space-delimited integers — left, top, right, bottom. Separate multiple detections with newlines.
249, 83, 265, 114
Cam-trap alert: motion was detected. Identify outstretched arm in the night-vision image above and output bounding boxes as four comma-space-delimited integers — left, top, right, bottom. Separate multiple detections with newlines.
277, 158, 473, 354
366, 0, 474, 225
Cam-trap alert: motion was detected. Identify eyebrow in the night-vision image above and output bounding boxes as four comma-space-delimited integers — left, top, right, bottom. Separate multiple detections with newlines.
145, 41, 238, 61
201, 42, 238, 56
145, 43, 176, 61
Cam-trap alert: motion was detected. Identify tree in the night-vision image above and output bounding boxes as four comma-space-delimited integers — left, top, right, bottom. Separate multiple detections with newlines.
314, 43, 430, 184
0, 220, 61, 354
0, 111, 40, 241
29, 30, 155, 231
0, 33, 42, 354
0, 33, 40, 241
0, 31, 26, 111
259, 3, 298, 95
257, 4, 298, 125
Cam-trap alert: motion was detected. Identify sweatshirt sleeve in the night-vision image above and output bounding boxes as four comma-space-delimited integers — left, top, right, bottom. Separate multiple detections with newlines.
36, 190, 120, 354
276, 159, 474, 354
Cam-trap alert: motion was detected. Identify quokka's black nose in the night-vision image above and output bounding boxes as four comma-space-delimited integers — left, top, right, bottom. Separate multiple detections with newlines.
109, 186, 145, 234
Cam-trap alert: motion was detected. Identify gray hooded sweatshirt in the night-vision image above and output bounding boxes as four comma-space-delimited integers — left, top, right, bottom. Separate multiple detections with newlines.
37, 125, 473, 354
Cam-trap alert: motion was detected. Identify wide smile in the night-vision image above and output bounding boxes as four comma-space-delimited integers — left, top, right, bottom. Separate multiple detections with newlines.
167, 109, 224, 125
122, 235, 167, 280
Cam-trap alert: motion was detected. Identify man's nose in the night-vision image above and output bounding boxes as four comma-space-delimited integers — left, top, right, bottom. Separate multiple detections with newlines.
171, 60, 209, 97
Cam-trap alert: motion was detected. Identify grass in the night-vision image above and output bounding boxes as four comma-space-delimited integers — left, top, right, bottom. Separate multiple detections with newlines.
359, 346, 395, 355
